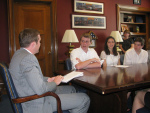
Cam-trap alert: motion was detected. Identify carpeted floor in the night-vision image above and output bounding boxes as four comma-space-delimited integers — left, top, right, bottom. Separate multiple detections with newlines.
0, 94, 14, 113
0, 94, 133, 113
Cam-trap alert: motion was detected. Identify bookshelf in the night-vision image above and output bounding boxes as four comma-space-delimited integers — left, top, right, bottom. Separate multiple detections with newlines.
117, 4, 150, 50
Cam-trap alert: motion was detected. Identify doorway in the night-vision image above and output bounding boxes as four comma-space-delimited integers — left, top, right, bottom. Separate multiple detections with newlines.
8, 0, 58, 77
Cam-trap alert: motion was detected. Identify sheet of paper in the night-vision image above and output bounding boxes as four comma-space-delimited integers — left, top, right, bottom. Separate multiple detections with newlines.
61, 71, 83, 83
115, 65, 129, 68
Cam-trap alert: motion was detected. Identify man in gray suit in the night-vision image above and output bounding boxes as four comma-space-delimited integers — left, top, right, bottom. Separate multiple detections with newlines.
9, 28, 90, 113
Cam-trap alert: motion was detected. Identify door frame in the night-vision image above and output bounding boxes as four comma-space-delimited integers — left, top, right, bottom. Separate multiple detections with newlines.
7, 0, 58, 72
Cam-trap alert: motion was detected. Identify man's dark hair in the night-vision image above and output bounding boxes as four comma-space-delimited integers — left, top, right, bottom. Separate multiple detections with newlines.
123, 30, 131, 36
134, 37, 145, 46
19, 28, 40, 47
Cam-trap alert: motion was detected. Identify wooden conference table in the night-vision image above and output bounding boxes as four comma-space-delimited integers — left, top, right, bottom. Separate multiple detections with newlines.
55, 63, 150, 113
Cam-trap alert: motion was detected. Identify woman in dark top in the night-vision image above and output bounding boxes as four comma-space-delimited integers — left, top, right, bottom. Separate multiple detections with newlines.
119, 30, 134, 54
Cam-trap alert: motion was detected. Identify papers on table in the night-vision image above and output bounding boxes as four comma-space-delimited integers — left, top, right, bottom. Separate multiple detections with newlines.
115, 65, 129, 68
61, 71, 83, 83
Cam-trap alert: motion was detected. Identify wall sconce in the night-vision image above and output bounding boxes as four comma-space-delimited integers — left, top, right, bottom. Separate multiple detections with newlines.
110, 31, 123, 52
62, 30, 79, 56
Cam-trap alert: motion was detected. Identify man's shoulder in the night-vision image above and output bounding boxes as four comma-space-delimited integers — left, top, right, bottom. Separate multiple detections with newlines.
12, 48, 35, 62
9, 49, 30, 69
127, 48, 134, 52
141, 49, 148, 54
71, 47, 81, 53
15, 48, 31, 57
125, 48, 134, 55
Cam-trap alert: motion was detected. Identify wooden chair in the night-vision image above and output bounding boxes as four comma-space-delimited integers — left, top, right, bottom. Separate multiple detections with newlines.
0, 78, 4, 101
0, 62, 69, 113
136, 107, 150, 113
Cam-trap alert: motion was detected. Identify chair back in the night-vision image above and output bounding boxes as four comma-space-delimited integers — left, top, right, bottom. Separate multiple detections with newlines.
0, 62, 23, 113
136, 107, 150, 113
147, 50, 150, 63
120, 54, 124, 65
65, 58, 72, 70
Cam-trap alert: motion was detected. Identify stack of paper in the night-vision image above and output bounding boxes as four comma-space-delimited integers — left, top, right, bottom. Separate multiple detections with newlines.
61, 71, 83, 83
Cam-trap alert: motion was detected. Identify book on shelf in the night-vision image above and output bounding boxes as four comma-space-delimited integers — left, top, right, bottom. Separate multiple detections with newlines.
61, 71, 83, 83
135, 16, 143, 23
136, 26, 140, 33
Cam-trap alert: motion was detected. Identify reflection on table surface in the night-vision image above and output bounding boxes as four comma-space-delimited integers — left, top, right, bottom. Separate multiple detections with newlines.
74, 63, 150, 89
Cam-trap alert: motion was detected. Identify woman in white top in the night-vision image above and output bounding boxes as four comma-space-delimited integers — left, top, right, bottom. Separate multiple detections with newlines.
100, 36, 120, 66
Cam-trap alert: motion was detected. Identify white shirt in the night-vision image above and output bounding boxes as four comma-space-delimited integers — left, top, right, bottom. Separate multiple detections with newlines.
123, 48, 148, 65
70, 47, 100, 69
23, 48, 32, 54
100, 51, 120, 66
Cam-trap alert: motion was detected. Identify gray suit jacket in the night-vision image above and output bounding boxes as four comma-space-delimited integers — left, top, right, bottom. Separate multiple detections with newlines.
9, 48, 57, 113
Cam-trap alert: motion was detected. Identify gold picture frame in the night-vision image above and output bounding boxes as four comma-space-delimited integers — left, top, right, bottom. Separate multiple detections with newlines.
74, 0, 104, 14
72, 15, 106, 29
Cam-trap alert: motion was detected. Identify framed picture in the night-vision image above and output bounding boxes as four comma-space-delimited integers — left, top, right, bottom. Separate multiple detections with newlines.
90, 39, 96, 48
74, 0, 104, 14
72, 15, 106, 29
89, 31, 98, 39
133, 0, 141, 5
121, 24, 129, 32
89, 31, 98, 48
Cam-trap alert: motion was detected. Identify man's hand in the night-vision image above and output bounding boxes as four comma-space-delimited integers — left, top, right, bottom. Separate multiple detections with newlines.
47, 77, 55, 82
75, 57, 101, 69
53, 75, 64, 85
90, 58, 100, 63
76, 58, 81, 63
